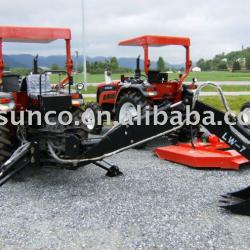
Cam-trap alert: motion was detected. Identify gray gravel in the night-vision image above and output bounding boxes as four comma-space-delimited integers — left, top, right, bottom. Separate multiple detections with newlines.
0, 138, 250, 250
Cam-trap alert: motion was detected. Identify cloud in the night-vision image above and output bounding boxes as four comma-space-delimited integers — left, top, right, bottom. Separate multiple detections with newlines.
1, 0, 250, 63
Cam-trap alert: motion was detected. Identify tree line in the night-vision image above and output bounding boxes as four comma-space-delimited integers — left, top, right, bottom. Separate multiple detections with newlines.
52, 56, 170, 73
196, 47, 250, 72
10, 56, 171, 75
51, 57, 131, 74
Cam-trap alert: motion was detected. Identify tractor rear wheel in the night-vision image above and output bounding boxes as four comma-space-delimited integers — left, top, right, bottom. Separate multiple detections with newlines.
83, 102, 103, 135
0, 125, 14, 164
116, 92, 149, 124
116, 92, 150, 148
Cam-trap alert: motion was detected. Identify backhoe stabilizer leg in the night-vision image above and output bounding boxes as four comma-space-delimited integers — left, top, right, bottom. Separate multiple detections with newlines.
0, 142, 32, 186
93, 161, 123, 177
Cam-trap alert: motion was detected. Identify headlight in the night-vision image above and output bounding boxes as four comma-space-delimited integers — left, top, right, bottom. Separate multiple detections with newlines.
146, 91, 157, 96
76, 83, 84, 91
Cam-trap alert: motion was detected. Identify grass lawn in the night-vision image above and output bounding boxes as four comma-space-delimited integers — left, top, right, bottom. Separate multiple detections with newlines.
83, 97, 96, 103
197, 85, 250, 92
50, 71, 250, 84
185, 71, 250, 82
81, 85, 250, 94
200, 96, 249, 113
81, 85, 97, 94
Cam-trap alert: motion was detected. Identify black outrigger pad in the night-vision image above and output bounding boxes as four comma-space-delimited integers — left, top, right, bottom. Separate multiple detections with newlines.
106, 165, 123, 177
220, 185, 250, 216
92, 161, 123, 177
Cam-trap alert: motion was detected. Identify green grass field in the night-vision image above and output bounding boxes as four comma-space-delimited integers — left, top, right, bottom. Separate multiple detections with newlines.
185, 71, 250, 82
50, 71, 250, 112
50, 71, 250, 84
196, 85, 250, 92
199, 96, 249, 113
81, 85, 250, 95
84, 97, 96, 103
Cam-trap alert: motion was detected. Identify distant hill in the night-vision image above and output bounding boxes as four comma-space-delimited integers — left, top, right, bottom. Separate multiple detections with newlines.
197, 47, 250, 71
3, 54, 183, 70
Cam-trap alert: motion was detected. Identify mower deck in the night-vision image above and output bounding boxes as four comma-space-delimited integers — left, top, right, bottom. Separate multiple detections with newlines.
155, 141, 249, 170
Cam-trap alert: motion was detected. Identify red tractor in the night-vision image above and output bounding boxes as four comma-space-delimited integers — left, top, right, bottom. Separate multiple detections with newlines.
0, 26, 84, 164
86, 35, 194, 134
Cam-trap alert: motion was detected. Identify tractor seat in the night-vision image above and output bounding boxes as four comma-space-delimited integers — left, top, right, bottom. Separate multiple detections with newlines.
26, 74, 52, 98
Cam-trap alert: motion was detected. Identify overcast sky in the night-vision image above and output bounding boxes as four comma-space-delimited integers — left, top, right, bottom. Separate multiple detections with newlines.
1, 0, 250, 63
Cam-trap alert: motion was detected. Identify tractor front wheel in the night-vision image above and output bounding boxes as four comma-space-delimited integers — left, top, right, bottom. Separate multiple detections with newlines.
83, 103, 103, 135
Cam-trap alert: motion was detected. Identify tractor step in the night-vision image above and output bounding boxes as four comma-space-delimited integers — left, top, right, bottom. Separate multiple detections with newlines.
154, 141, 249, 170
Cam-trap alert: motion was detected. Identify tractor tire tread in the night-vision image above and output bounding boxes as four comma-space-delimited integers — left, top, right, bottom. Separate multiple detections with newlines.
84, 102, 103, 135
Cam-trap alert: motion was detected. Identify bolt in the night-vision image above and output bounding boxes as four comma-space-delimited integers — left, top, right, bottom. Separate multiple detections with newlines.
31, 147, 35, 154
31, 156, 35, 163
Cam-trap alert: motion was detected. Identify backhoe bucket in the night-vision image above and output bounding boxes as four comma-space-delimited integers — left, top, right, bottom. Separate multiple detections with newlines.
220, 186, 250, 216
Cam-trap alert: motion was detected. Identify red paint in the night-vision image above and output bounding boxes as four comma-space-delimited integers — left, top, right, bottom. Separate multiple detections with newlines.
13, 92, 28, 111
99, 90, 117, 105
0, 26, 73, 84
0, 26, 71, 42
0, 38, 3, 84
119, 35, 192, 82
155, 141, 249, 170
97, 81, 119, 105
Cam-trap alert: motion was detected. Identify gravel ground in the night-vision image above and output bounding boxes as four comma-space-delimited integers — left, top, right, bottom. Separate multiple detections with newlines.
0, 138, 250, 250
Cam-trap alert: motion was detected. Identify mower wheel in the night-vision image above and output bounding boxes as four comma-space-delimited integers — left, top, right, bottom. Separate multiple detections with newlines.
0, 125, 14, 164
240, 102, 250, 129
83, 102, 103, 134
